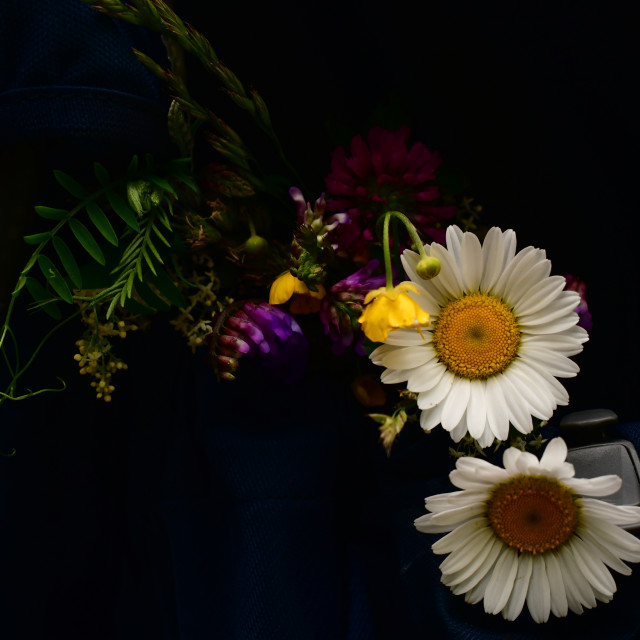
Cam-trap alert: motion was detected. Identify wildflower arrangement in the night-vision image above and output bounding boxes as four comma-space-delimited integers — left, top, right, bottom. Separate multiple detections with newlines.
1, 0, 637, 626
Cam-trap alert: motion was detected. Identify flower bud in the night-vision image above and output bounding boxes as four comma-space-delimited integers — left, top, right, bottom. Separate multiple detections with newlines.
244, 234, 269, 256
416, 256, 441, 280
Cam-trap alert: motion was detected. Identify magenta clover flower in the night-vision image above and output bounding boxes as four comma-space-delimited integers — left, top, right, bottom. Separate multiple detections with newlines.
324, 126, 456, 259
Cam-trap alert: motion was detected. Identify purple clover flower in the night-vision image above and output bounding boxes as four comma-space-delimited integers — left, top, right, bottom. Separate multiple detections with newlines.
564, 274, 593, 331
319, 259, 386, 355
206, 301, 308, 383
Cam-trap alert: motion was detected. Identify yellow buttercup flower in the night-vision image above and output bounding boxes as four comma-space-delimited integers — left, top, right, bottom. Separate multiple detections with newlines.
269, 271, 310, 304
358, 282, 430, 343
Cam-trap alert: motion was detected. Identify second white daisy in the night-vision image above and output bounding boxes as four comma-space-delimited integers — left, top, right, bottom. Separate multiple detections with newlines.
370, 225, 588, 446
415, 437, 640, 623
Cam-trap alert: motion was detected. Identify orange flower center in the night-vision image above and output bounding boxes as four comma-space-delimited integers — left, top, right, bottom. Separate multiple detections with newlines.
487, 475, 579, 554
432, 292, 520, 379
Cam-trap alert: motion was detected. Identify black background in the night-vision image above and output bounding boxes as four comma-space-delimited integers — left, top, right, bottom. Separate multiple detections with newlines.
177, 0, 638, 423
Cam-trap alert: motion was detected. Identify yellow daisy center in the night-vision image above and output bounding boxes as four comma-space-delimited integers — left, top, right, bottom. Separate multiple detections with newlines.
486, 475, 579, 554
432, 292, 520, 379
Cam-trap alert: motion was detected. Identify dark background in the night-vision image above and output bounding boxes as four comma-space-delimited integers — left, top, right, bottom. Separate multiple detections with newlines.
178, 0, 638, 423
0, 2, 639, 639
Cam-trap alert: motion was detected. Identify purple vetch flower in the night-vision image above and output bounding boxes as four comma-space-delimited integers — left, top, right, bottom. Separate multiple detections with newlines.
564, 274, 593, 331
289, 186, 350, 249
319, 259, 386, 355
206, 301, 308, 383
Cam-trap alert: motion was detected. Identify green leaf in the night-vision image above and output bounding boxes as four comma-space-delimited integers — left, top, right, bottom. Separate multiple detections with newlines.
151, 223, 171, 247
52, 237, 82, 289
86, 202, 119, 246
34, 206, 68, 221
25, 277, 62, 320
23, 232, 51, 245
148, 175, 177, 198
69, 219, 106, 265
141, 246, 158, 275
12, 275, 28, 296
106, 188, 140, 231
93, 162, 111, 186
149, 268, 185, 308
53, 169, 88, 199
37, 255, 73, 304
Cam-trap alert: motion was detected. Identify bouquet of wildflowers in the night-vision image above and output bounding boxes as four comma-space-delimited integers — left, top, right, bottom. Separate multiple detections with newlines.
1, 0, 636, 627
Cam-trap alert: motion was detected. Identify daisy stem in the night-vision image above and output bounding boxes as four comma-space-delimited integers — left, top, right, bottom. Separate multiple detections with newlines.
382, 211, 430, 289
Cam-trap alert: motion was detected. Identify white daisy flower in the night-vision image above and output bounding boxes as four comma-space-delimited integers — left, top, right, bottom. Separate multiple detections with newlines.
415, 437, 640, 623
369, 225, 589, 446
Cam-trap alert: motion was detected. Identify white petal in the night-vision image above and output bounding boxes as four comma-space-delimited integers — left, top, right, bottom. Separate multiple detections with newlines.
480, 227, 507, 291
383, 328, 430, 346
466, 380, 487, 439
460, 231, 483, 292
414, 513, 457, 535
503, 362, 555, 420
519, 291, 581, 327
431, 518, 488, 554
431, 242, 465, 299
498, 373, 534, 434
484, 545, 519, 614
375, 344, 433, 370
512, 275, 566, 317
445, 224, 464, 267
406, 358, 445, 393
420, 403, 444, 432
521, 326, 589, 356
526, 554, 551, 623
502, 553, 533, 620
539, 437, 568, 470
402, 250, 447, 307
440, 526, 495, 576
417, 370, 455, 410
431, 501, 486, 527
519, 344, 580, 378
504, 257, 551, 309
576, 527, 634, 575
557, 545, 597, 610
568, 538, 616, 597
564, 475, 622, 497
580, 498, 640, 524
522, 312, 579, 335
485, 376, 510, 441
492, 246, 540, 300
441, 378, 471, 431
544, 550, 569, 618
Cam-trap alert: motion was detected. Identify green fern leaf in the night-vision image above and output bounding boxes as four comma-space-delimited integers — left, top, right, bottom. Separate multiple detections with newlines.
106, 188, 140, 231
141, 246, 159, 275
69, 219, 106, 265
37, 255, 73, 304
53, 169, 88, 199
93, 162, 111, 186
52, 237, 82, 289
34, 206, 68, 221
23, 232, 51, 245
25, 277, 62, 320
86, 202, 119, 246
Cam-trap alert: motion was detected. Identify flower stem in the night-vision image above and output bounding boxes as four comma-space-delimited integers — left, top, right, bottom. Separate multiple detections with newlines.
381, 211, 430, 289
